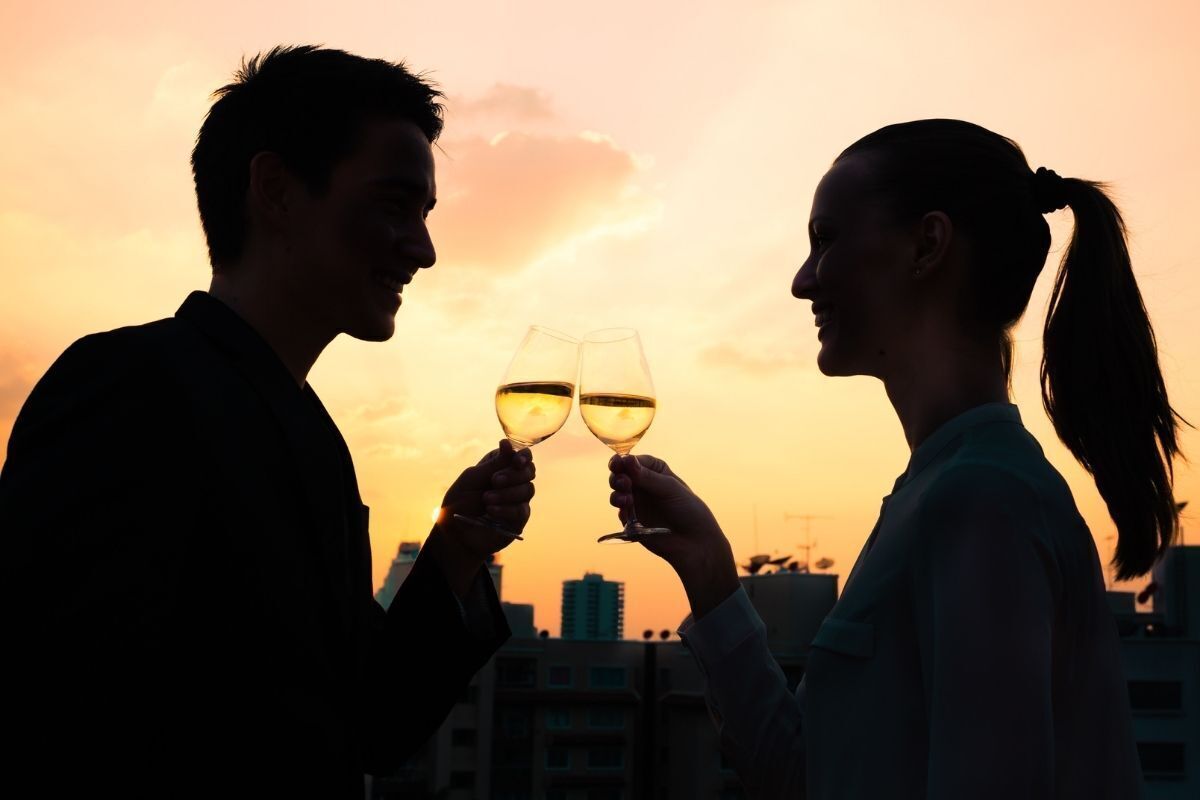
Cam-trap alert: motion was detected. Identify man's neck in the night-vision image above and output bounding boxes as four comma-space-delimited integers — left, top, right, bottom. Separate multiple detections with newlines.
208, 271, 332, 388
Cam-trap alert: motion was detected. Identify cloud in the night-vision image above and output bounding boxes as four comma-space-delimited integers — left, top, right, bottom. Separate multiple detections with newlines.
362, 443, 425, 461
448, 83, 556, 123
354, 397, 416, 424
0, 350, 45, 459
440, 437, 490, 460
430, 131, 655, 274
699, 342, 807, 376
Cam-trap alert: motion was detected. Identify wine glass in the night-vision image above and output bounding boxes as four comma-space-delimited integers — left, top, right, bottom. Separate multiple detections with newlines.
579, 328, 671, 543
452, 326, 580, 539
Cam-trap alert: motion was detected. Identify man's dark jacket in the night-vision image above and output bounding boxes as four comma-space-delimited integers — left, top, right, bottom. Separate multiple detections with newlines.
1, 292, 509, 796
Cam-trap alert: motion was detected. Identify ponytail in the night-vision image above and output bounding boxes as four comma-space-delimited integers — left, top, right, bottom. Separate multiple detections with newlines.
1040, 178, 1184, 579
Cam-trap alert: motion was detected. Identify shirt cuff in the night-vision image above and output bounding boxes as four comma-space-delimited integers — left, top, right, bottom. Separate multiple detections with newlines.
455, 567, 499, 642
678, 586, 766, 674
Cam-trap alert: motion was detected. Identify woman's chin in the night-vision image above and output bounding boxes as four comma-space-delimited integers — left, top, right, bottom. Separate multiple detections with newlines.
815, 342, 842, 376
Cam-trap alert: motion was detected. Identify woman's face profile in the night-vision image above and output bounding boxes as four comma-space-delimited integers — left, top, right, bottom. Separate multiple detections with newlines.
792, 154, 920, 379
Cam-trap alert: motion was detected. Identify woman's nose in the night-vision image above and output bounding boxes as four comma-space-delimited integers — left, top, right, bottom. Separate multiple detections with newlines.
792, 258, 817, 299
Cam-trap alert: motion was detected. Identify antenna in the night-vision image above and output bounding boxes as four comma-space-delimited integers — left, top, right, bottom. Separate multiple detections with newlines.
753, 503, 759, 554
784, 513, 832, 572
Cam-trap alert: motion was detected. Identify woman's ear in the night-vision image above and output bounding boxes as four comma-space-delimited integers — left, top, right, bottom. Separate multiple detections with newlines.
911, 211, 953, 279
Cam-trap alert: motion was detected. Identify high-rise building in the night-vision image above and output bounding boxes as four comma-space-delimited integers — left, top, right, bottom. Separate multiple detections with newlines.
561, 573, 624, 641
376, 541, 421, 610
376, 541, 504, 609
369, 568, 841, 799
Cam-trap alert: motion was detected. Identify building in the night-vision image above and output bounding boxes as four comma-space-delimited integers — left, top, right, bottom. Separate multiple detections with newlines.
561, 573, 624, 641
371, 569, 840, 799
375, 540, 503, 610
375, 541, 421, 609
1110, 544, 1200, 798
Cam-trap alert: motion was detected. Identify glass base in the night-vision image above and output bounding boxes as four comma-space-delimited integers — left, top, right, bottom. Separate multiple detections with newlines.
597, 522, 672, 543
452, 513, 524, 540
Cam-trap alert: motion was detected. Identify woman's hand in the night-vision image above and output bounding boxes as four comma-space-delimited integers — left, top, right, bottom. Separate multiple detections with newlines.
609, 453, 740, 619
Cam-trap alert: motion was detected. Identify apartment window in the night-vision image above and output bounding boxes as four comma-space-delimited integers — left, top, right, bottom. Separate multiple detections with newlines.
589, 666, 626, 688
450, 770, 475, 788
451, 728, 477, 746
546, 746, 571, 771
545, 708, 572, 730
1128, 681, 1183, 712
499, 710, 530, 738
587, 746, 625, 770
587, 707, 624, 729
496, 658, 536, 687
548, 665, 573, 688
587, 788, 623, 800
1137, 742, 1185, 777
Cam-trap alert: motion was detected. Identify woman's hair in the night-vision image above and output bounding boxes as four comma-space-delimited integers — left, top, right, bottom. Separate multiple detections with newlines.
837, 119, 1183, 579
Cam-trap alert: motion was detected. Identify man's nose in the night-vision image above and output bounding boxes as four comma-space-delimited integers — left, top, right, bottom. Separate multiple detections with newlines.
407, 223, 437, 269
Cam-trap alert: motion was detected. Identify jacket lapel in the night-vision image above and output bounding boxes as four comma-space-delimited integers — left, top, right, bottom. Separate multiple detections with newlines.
175, 293, 351, 642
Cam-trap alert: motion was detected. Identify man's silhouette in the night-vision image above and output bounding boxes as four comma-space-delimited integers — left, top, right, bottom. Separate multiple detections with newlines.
1, 46, 531, 796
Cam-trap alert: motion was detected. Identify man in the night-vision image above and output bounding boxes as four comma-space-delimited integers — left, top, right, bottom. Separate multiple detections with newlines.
1, 46, 529, 796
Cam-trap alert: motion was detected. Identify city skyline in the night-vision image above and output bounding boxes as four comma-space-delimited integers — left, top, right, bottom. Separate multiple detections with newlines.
2, 1, 1199, 638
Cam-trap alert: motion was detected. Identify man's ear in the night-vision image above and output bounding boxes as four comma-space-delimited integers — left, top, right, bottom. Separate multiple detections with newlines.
911, 211, 953, 280
246, 151, 294, 229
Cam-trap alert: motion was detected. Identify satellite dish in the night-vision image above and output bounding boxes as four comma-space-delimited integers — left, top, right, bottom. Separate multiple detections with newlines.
740, 554, 772, 574
815, 557, 835, 571
768, 555, 791, 567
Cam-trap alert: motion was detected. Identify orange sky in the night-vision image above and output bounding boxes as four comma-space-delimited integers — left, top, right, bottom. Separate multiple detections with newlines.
2, 0, 1198, 637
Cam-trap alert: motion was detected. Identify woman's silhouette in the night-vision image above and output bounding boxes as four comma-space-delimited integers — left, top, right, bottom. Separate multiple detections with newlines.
610, 119, 1181, 798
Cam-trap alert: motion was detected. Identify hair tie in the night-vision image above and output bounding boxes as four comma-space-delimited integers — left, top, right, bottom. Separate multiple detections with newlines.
1031, 167, 1069, 214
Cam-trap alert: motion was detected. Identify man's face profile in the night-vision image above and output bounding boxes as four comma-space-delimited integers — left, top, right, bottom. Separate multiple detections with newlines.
285, 118, 438, 343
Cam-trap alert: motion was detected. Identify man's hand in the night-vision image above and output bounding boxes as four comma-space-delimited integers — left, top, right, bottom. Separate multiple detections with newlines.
425, 440, 535, 597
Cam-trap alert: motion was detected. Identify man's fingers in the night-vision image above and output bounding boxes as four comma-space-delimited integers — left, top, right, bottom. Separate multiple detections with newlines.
491, 462, 536, 487
484, 483, 535, 507
483, 503, 531, 527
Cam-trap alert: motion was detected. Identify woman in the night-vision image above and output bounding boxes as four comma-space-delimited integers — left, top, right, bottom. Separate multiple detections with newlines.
609, 120, 1182, 798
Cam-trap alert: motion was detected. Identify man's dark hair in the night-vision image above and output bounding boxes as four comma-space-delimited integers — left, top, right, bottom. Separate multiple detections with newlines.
191, 45, 444, 269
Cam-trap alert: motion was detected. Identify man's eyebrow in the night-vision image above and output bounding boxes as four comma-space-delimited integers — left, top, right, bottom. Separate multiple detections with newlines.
371, 176, 437, 209
371, 176, 432, 195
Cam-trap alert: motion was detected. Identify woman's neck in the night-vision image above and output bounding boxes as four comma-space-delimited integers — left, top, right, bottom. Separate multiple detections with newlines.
882, 339, 1010, 452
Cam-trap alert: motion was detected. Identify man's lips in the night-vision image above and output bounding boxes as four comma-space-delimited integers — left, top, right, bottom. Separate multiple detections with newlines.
812, 302, 833, 329
373, 270, 415, 293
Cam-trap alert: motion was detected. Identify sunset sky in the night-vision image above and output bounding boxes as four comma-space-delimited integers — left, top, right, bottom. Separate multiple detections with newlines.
2, 0, 1198, 637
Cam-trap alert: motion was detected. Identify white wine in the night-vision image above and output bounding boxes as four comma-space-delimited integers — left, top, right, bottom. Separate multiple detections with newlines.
495, 381, 575, 447
579, 393, 656, 455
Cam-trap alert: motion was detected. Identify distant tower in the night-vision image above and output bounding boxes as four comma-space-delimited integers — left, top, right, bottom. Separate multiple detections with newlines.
376, 542, 505, 610
375, 542, 422, 610
561, 572, 624, 640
